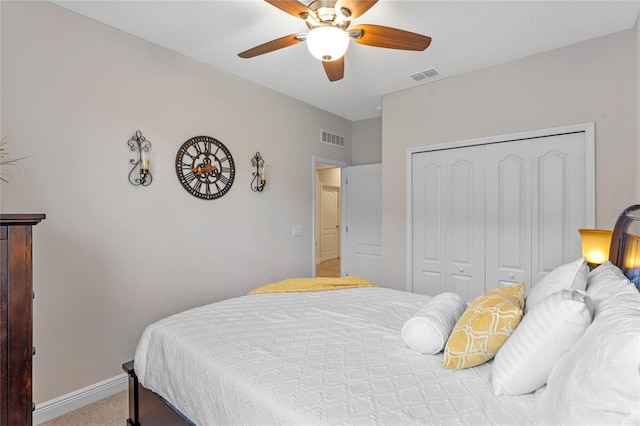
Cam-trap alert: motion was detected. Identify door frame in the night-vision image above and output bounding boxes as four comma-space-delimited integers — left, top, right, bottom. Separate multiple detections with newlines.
312, 156, 348, 277
405, 122, 595, 291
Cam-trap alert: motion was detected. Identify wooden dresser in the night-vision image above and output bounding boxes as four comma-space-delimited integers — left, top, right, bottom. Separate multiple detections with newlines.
1, 214, 45, 426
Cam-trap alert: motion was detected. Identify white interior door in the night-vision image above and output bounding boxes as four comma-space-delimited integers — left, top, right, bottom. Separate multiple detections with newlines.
343, 164, 382, 284
412, 147, 485, 300
320, 186, 339, 261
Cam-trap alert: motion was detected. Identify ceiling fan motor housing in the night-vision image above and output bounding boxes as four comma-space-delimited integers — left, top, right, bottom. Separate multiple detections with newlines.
305, 0, 351, 30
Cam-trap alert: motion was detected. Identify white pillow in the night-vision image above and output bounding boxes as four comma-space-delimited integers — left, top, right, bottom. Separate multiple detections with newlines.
535, 275, 640, 425
525, 257, 588, 314
401, 292, 467, 354
586, 261, 636, 309
492, 289, 593, 396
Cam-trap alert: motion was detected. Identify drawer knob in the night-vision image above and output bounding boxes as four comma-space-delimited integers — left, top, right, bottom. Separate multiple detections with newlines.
509, 273, 515, 279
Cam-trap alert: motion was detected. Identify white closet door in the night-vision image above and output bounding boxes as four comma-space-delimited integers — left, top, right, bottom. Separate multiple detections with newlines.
485, 132, 587, 292
412, 151, 445, 296
412, 147, 485, 300
485, 140, 533, 289
530, 132, 586, 284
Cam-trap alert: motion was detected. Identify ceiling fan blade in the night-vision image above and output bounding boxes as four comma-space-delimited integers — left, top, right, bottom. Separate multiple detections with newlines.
335, 0, 378, 19
322, 56, 344, 82
238, 34, 303, 58
351, 24, 431, 51
264, 0, 310, 18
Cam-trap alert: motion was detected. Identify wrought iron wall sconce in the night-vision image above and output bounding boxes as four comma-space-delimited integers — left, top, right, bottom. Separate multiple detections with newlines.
251, 152, 266, 192
128, 130, 152, 186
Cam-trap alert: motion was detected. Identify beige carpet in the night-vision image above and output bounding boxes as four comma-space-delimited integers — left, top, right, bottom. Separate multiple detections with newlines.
39, 391, 127, 426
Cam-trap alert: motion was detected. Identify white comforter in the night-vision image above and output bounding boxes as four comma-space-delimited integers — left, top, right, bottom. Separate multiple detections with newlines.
134, 287, 535, 425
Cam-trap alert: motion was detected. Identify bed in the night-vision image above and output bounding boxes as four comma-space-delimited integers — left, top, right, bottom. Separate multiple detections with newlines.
123, 205, 640, 426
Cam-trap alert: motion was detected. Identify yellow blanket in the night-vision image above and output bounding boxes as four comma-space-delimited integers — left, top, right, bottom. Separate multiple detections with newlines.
248, 276, 376, 295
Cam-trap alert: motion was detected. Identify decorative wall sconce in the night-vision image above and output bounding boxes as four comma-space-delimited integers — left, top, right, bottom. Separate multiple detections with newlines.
251, 152, 266, 192
578, 229, 613, 270
127, 130, 152, 186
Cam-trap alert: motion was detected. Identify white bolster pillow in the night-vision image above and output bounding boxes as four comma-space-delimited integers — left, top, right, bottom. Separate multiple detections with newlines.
401, 292, 467, 354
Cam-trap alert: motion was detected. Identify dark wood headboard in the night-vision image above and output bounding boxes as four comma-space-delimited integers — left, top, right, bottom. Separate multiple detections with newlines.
609, 204, 640, 290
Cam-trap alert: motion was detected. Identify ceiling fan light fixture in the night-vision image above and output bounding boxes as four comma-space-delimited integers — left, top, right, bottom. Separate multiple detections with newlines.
306, 26, 349, 61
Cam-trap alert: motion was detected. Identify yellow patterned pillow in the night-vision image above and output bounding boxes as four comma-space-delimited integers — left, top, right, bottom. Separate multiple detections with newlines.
442, 283, 525, 369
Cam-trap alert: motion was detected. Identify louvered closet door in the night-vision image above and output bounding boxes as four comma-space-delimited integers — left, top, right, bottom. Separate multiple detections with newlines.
485, 132, 587, 292
412, 147, 485, 300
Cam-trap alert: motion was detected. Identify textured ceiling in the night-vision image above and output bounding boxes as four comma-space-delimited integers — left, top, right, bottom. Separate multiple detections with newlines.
51, 0, 640, 121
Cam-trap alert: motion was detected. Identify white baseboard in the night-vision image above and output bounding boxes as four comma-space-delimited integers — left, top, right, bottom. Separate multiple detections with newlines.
33, 373, 128, 425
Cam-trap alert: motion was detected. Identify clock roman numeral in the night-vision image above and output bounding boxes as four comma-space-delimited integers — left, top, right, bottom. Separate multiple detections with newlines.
182, 171, 196, 183
193, 143, 202, 156
181, 151, 196, 160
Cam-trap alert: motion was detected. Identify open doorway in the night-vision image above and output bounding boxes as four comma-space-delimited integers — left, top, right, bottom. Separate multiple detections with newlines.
312, 157, 347, 277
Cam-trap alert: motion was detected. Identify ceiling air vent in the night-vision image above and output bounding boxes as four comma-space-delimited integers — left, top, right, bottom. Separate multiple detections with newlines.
410, 67, 441, 83
321, 130, 345, 148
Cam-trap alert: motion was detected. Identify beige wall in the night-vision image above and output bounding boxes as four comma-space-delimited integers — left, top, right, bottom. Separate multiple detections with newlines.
317, 167, 342, 187
382, 28, 638, 291
352, 117, 382, 165
636, 14, 640, 201
1, 1, 352, 403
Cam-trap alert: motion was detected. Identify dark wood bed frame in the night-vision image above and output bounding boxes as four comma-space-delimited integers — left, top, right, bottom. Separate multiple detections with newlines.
122, 204, 640, 426
609, 204, 640, 290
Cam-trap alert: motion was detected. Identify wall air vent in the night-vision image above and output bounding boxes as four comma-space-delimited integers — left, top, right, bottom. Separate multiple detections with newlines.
410, 67, 441, 83
321, 130, 345, 148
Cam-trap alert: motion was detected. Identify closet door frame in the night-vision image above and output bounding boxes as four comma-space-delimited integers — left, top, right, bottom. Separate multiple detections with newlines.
405, 122, 595, 292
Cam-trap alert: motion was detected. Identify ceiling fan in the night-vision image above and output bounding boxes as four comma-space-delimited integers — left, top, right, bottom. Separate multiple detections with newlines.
238, 0, 432, 82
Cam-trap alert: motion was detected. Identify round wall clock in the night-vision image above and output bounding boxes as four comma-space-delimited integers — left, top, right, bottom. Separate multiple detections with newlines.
175, 136, 235, 200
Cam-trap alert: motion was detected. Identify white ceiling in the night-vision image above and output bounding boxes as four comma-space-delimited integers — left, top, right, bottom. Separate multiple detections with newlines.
50, 0, 640, 122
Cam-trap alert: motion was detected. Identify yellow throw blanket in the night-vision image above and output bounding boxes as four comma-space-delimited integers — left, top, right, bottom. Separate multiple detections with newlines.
248, 276, 376, 295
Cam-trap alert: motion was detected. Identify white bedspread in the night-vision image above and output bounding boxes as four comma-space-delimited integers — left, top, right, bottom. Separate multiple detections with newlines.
134, 287, 535, 425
